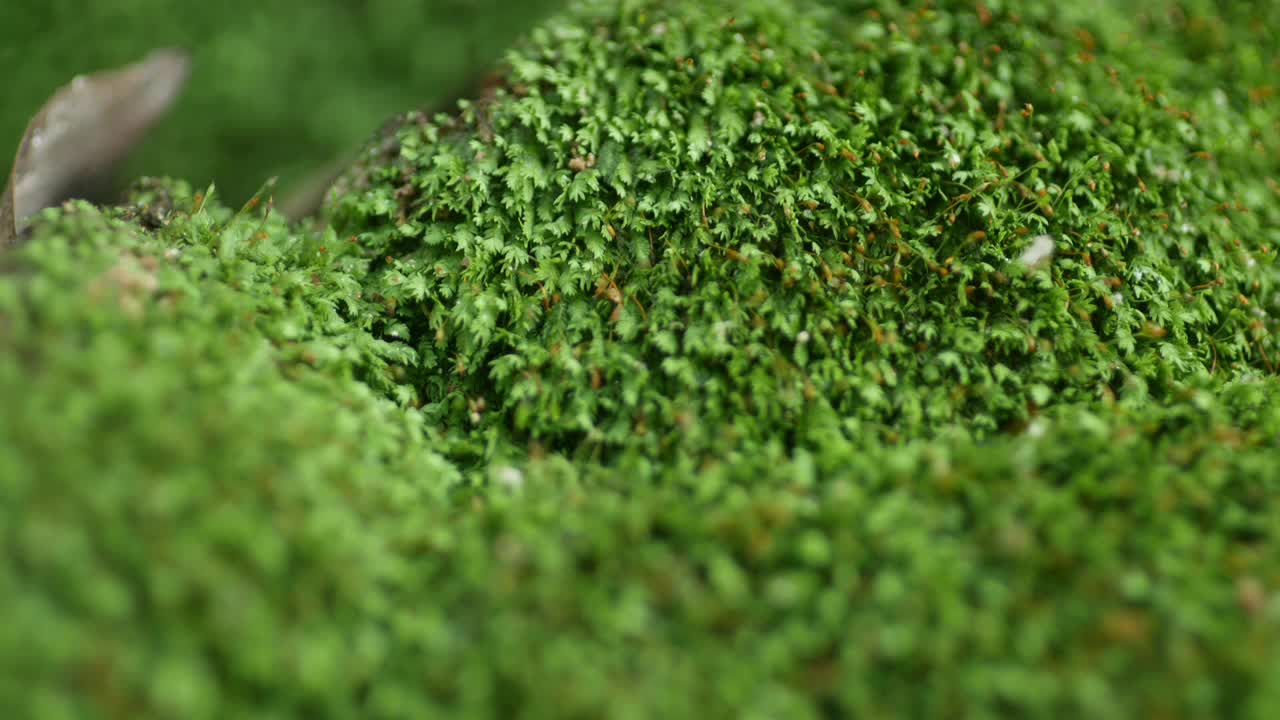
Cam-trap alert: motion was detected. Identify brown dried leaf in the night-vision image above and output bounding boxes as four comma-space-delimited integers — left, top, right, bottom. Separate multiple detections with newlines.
1, 48, 190, 248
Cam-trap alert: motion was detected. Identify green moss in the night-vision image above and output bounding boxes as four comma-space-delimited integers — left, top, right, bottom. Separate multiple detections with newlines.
329, 0, 1279, 461
2, 0, 1280, 718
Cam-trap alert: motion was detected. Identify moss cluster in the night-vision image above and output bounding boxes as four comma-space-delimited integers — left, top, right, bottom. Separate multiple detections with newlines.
329, 0, 1279, 460
2, 0, 1280, 717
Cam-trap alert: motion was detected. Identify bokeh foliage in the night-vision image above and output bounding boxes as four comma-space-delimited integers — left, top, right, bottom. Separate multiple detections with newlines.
2, 0, 1279, 717
0, 0, 563, 202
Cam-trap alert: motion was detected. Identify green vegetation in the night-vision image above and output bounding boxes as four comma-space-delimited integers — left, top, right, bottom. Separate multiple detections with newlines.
0, 0, 563, 202
2, 0, 1279, 717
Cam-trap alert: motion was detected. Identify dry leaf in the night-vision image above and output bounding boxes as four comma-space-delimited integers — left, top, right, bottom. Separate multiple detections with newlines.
1, 48, 191, 248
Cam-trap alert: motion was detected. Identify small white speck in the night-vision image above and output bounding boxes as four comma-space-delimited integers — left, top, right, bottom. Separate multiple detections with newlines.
1247, 257, 1257, 267
495, 466, 524, 491
1112, 292, 1124, 306
797, 330, 811, 345
1018, 234, 1056, 269
1027, 419, 1046, 438
752, 111, 766, 127
651, 22, 667, 36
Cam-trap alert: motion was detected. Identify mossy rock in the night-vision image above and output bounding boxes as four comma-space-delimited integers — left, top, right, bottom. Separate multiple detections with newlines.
3, 0, 1280, 718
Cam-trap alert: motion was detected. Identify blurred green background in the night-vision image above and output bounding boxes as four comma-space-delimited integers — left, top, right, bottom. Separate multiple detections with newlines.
0, 0, 563, 203
1, 0, 1274, 205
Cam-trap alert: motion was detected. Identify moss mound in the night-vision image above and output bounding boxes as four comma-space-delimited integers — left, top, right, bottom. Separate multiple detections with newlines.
3, 0, 1280, 717
328, 0, 1279, 460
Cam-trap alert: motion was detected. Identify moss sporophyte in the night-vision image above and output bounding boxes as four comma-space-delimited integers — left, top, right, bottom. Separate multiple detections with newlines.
2, 0, 1279, 717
